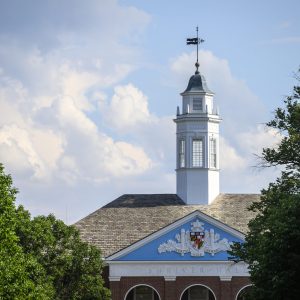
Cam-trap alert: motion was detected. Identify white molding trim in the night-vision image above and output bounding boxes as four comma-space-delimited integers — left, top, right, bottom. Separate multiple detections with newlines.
108, 261, 249, 278
164, 276, 176, 281
108, 260, 238, 265
219, 276, 232, 281
109, 276, 121, 281
106, 210, 245, 260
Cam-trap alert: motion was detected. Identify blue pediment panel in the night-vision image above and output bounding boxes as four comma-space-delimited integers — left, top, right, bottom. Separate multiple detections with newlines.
108, 211, 244, 261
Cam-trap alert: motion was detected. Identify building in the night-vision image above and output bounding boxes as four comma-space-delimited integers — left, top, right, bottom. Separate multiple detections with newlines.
75, 60, 259, 300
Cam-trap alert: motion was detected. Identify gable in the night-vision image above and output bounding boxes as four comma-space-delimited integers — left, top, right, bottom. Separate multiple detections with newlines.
106, 210, 244, 261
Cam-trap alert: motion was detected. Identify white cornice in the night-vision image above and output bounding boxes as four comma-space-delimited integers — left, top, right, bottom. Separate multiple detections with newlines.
180, 91, 214, 96
107, 260, 238, 265
174, 115, 221, 123
108, 261, 249, 278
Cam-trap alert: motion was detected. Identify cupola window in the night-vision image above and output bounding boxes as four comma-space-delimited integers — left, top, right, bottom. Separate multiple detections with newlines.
193, 97, 202, 111
210, 138, 217, 168
179, 139, 185, 168
192, 139, 203, 167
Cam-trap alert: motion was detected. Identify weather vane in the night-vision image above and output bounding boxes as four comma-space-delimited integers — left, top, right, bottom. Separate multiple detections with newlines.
186, 26, 204, 74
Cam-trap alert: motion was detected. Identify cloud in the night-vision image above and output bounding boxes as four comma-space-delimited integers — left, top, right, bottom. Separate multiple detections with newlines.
237, 124, 282, 157
104, 84, 151, 130
0, 0, 156, 189
0, 0, 150, 102
0, 0, 168, 223
0, 36, 281, 223
0, 124, 63, 179
219, 125, 282, 193
101, 83, 176, 174
219, 137, 246, 171
0, 68, 154, 183
0, 0, 151, 52
0, 0, 285, 224
111, 142, 152, 176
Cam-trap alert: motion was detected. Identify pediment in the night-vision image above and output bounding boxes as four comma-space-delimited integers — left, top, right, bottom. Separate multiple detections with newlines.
106, 210, 244, 261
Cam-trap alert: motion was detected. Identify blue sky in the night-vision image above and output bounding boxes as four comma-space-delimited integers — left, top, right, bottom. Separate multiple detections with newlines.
0, 0, 299, 223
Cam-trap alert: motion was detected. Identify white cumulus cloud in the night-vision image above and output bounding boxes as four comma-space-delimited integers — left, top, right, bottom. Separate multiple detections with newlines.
219, 137, 246, 171
104, 84, 151, 130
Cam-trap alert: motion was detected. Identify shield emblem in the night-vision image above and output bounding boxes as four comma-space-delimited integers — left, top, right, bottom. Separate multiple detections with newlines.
190, 231, 205, 249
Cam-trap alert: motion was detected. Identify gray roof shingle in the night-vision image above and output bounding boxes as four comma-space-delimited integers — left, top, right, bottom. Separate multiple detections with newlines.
102, 194, 185, 208
74, 193, 260, 258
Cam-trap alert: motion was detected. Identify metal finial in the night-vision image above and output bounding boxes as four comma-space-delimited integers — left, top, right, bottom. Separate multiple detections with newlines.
186, 26, 205, 74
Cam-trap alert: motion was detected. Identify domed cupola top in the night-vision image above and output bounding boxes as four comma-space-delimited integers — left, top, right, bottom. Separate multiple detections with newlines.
183, 27, 213, 95
182, 72, 213, 94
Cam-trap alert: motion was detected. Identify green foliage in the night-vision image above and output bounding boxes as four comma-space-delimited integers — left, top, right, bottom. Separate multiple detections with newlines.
229, 73, 300, 299
18, 214, 110, 299
0, 164, 54, 299
0, 164, 110, 300
262, 84, 300, 171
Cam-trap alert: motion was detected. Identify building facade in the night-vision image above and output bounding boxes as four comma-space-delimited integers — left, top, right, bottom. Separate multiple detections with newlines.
75, 67, 258, 300
106, 211, 251, 300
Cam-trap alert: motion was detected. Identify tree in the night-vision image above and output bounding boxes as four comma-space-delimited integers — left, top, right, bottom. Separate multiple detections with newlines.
0, 163, 110, 299
0, 164, 54, 299
17, 213, 110, 300
229, 73, 300, 299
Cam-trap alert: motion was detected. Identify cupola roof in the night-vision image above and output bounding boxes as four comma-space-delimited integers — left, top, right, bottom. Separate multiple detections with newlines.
182, 72, 213, 94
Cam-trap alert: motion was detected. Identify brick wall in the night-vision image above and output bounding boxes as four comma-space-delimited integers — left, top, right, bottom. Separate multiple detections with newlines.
110, 276, 251, 300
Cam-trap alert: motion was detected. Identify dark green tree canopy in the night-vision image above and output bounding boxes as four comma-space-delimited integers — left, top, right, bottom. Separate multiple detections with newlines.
0, 164, 110, 300
0, 164, 54, 299
229, 72, 300, 300
262, 84, 300, 172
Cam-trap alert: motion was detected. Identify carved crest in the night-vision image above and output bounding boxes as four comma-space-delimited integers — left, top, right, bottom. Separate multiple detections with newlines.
190, 219, 205, 249
158, 219, 232, 257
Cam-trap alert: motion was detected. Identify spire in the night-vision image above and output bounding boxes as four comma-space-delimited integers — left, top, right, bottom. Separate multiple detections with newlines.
176, 32, 220, 205
184, 29, 212, 94
186, 26, 205, 75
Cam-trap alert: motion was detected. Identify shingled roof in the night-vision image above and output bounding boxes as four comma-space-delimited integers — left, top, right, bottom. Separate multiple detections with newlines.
74, 193, 260, 258
102, 194, 185, 208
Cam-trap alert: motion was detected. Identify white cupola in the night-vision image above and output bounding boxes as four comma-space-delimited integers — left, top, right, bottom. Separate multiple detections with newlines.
174, 66, 221, 205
